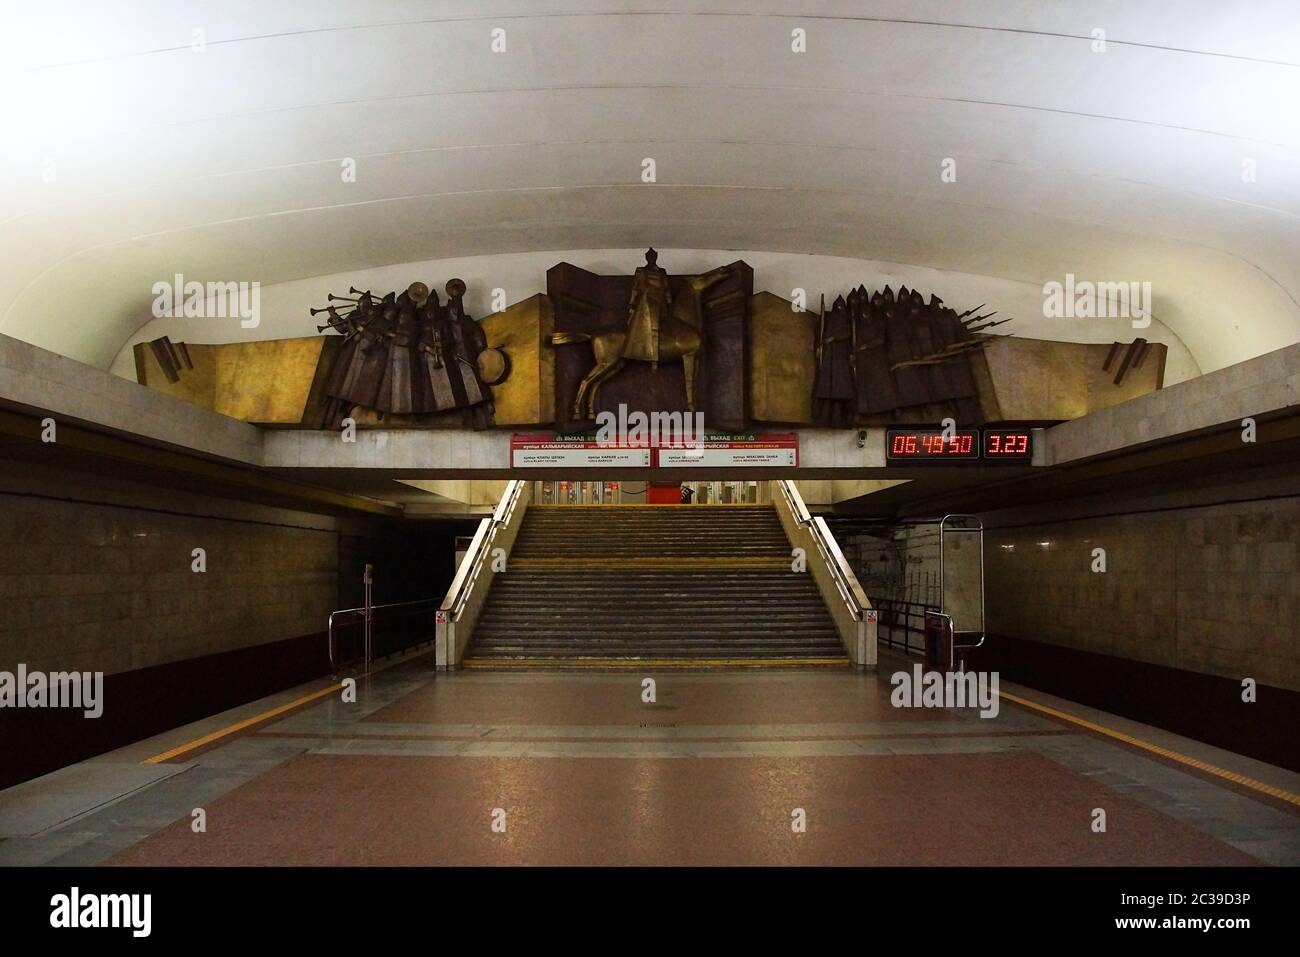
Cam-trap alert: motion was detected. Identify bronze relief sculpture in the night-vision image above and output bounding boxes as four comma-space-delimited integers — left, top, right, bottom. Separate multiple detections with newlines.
310, 279, 496, 428
140, 250, 1165, 429
125, 253, 1146, 431
813, 293, 856, 427
547, 250, 751, 431
308, 263, 1015, 431
817, 282, 1011, 426
553, 250, 732, 419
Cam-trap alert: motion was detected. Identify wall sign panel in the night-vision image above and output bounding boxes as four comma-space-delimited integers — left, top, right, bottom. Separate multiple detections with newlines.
509, 433, 798, 468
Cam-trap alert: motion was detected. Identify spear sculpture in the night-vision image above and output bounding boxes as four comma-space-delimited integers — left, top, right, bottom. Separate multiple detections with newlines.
816, 293, 826, 364
965, 316, 1014, 334
889, 307, 1017, 371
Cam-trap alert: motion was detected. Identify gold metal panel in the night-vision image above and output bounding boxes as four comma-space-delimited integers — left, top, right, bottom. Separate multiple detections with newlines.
134, 338, 326, 424
982, 337, 1165, 420
218, 338, 324, 422
968, 346, 1004, 422
480, 294, 554, 426
748, 291, 816, 424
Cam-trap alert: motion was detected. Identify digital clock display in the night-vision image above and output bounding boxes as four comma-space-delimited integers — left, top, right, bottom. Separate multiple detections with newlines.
984, 430, 1033, 459
886, 429, 980, 460
885, 427, 1035, 464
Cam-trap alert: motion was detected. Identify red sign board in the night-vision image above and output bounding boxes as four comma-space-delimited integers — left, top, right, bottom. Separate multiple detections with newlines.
510, 435, 652, 468
509, 433, 798, 468
657, 434, 798, 468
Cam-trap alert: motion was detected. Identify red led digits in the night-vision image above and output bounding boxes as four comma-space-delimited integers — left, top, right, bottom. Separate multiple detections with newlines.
886, 429, 981, 461
887, 428, 1033, 463
982, 430, 1032, 459
891, 434, 918, 455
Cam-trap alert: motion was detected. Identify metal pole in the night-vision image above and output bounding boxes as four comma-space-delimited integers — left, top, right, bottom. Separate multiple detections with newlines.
363, 563, 373, 673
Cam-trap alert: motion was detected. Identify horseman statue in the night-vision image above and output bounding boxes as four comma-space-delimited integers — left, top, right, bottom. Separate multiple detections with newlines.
554, 249, 730, 419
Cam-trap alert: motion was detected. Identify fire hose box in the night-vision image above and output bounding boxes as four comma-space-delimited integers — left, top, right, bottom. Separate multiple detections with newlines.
924, 611, 954, 673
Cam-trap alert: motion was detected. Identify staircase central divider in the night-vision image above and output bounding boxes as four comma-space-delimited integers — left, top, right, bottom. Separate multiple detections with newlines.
772, 480, 877, 670
436, 479, 529, 670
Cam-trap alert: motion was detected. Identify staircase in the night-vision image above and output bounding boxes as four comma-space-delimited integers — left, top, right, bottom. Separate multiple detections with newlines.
465, 505, 848, 665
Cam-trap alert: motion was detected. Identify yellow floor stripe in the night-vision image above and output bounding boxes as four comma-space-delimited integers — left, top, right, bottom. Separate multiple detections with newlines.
999, 690, 1300, 808
462, 657, 848, 668
143, 682, 344, 764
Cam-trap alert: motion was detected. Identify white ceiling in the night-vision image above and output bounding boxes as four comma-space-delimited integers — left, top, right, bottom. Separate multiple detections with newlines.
3, 1, 1299, 373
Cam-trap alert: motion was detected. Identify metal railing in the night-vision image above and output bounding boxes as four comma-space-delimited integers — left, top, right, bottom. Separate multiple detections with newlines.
436, 479, 527, 667
328, 598, 439, 673
440, 478, 525, 623
774, 480, 872, 622
871, 597, 936, 656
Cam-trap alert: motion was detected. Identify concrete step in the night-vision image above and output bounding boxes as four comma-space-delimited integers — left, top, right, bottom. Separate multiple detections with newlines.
488, 577, 820, 586
473, 616, 837, 631
469, 650, 847, 660
511, 547, 791, 557
489, 579, 814, 586
473, 635, 841, 643
481, 599, 828, 611
493, 572, 815, 579
472, 641, 843, 653
466, 503, 839, 664
486, 594, 823, 604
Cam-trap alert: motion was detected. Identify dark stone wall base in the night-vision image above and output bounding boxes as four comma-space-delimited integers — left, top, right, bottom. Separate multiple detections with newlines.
2, 631, 329, 792
967, 634, 1299, 774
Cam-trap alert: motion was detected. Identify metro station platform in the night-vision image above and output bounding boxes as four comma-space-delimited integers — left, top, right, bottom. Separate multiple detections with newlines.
3, 652, 1297, 868
8, 7, 1300, 934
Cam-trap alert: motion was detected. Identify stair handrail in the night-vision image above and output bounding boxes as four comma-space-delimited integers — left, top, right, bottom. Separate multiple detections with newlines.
775, 480, 871, 621
440, 479, 526, 623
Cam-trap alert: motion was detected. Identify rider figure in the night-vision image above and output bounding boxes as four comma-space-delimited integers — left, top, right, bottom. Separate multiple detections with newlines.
625, 248, 673, 369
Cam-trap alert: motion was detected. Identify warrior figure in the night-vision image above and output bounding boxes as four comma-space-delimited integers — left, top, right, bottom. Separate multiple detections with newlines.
624, 248, 673, 369
814, 294, 856, 427
852, 285, 899, 415
376, 283, 427, 415
443, 279, 495, 429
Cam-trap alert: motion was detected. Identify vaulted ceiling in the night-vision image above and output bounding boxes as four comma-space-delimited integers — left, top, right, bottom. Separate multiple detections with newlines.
4, 1, 1299, 373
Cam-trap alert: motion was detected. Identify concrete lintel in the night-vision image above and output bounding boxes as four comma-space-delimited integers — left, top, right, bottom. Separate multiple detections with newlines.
1046, 342, 1300, 465
0, 333, 262, 465
262, 427, 884, 473
6, 331, 1297, 481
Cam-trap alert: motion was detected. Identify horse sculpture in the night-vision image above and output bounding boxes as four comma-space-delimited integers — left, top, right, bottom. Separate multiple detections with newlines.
553, 253, 731, 419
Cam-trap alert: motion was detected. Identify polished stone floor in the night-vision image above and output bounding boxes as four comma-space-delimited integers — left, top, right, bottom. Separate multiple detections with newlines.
2, 653, 1298, 866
